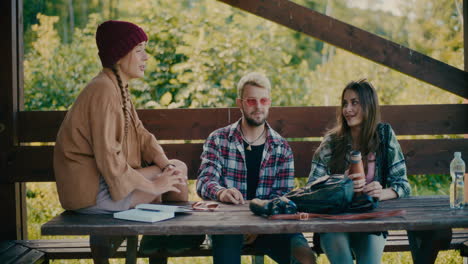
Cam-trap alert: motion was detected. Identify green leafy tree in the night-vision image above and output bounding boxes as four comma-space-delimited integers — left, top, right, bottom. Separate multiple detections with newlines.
24, 13, 101, 110
23, 0, 464, 111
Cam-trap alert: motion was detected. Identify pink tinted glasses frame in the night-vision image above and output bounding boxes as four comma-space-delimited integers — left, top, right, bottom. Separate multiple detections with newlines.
240, 97, 271, 107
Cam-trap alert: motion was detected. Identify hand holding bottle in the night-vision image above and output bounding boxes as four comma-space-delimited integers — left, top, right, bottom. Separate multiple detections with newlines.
348, 150, 365, 194
347, 169, 365, 193
363, 181, 383, 199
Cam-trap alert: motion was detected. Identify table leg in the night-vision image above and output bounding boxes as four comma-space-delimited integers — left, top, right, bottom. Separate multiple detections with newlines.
90, 235, 125, 264
407, 228, 452, 264
125, 235, 138, 264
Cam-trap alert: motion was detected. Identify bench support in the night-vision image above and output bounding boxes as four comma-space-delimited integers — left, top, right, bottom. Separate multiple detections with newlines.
407, 228, 452, 264
252, 255, 265, 264
89, 235, 126, 264
126, 236, 138, 264
149, 256, 168, 264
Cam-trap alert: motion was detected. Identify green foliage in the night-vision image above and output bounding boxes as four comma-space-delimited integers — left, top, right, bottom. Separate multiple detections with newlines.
27, 183, 64, 239
23, 0, 464, 111
24, 13, 101, 110
409, 174, 451, 196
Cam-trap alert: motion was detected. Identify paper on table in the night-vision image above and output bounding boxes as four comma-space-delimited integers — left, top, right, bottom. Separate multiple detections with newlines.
113, 209, 175, 223
135, 203, 193, 213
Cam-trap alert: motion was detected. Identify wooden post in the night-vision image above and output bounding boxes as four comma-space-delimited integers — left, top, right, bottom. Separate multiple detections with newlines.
464, 0, 467, 139
464, 0, 467, 72
0, 0, 27, 240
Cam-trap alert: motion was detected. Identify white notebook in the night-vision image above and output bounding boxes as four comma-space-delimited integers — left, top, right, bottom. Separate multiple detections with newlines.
113, 209, 175, 223
135, 203, 193, 213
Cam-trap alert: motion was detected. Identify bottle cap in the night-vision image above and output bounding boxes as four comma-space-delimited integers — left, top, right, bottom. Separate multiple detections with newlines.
455, 152, 461, 158
350, 150, 361, 162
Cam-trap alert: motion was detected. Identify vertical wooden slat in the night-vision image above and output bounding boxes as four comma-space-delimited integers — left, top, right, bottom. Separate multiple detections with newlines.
0, 1, 18, 175
0, 0, 27, 240
17, 0, 24, 111
17, 0, 27, 240
464, 0, 468, 138
464, 0, 467, 72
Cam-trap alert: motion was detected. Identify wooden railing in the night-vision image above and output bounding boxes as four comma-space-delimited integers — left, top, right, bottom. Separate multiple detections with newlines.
7, 104, 468, 182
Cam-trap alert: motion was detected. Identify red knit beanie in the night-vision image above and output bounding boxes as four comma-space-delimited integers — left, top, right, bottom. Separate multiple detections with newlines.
96, 20, 148, 68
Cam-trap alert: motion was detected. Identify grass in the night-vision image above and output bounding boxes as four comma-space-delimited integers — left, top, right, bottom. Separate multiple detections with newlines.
27, 175, 462, 264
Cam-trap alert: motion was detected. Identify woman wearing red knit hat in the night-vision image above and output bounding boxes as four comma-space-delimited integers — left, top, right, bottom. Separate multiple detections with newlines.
54, 20, 204, 255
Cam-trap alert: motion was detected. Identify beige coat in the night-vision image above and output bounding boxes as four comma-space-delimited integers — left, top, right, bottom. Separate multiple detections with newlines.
54, 70, 163, 210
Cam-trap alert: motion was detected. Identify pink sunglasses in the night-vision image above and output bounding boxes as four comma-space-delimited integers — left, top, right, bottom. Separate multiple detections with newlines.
240, 97, 271, 107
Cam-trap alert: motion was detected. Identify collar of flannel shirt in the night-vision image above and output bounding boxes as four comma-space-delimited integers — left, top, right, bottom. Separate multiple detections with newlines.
228, 119, 284, 147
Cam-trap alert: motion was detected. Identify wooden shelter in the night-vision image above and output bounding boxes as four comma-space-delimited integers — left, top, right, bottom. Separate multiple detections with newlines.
1, 0, 467, 243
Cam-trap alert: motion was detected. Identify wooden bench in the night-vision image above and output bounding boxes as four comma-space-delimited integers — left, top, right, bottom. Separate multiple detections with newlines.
14, 237, 265, 264
4, 106, 468, 263
0, 240, 46, 264
11, 229, 468, 264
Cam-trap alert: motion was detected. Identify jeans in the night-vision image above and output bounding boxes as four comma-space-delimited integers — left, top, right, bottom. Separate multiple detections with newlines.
319, 232, 386, 264
211, 233, 309, 264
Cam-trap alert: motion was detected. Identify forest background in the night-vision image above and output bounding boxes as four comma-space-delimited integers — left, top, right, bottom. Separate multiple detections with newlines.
23, 0, 465, 263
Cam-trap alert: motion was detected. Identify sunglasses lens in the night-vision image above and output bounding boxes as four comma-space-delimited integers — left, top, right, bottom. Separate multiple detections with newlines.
260, 98, 271, 105
246, 99, 257, 106
243, 98, 271, 106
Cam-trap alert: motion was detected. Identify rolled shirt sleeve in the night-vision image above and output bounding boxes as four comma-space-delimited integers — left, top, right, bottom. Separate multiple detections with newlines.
196, 132, 226, 201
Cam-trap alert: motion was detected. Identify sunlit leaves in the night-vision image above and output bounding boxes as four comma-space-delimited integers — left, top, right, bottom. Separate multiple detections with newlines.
23, 0, 464, 111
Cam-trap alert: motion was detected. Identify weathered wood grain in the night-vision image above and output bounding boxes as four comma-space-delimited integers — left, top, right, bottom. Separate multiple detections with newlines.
18, 105, 468, 142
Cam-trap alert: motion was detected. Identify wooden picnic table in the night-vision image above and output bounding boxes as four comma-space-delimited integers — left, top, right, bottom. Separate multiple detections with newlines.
41, 195, 468, 264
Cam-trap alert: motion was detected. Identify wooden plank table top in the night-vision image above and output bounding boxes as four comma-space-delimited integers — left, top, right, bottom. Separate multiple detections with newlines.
42, 195, 468, 237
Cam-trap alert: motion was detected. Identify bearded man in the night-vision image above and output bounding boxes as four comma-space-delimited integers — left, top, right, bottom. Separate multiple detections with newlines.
196, 72, 316, 264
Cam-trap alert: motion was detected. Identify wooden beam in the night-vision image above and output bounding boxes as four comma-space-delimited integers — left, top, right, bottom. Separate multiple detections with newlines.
0, 0, 19, 179
18, 105, 468, 142
465, 0, 467, 72
10, 138, 468, 182
217, 0, 468, 99
0, 183, 27, 239
0, 0, 27, 240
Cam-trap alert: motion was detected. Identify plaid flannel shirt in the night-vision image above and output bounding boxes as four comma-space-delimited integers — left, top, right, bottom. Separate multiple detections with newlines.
307, 123, 411, 198
196, 120, 295, 201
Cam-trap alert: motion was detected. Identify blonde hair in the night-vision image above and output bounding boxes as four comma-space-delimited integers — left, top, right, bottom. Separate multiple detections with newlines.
236, 72, 271, 98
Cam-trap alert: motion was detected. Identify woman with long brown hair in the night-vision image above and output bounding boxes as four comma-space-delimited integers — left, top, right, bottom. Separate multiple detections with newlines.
307, 79, 411, 264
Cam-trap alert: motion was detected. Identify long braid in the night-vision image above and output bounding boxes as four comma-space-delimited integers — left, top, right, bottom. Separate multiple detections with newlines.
111, 66, 130, 141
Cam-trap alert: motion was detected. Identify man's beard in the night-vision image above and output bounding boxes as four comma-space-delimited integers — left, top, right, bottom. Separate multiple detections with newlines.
244, 112, 267, 127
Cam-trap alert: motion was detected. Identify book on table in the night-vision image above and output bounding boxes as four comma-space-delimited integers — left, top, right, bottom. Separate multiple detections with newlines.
113, 204, 192, 223
135, 203, 193, 213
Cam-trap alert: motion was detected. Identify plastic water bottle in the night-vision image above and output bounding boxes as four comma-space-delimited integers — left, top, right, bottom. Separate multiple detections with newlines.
450, 152, 465, 209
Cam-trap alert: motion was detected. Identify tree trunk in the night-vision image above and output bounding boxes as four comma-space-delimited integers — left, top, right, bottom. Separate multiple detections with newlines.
80, 0, 87, 28
68, 0, 74, 42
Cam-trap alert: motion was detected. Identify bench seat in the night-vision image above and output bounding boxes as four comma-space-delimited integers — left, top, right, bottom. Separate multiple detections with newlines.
0, 240, 46, 264
11, 229, 468, 263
